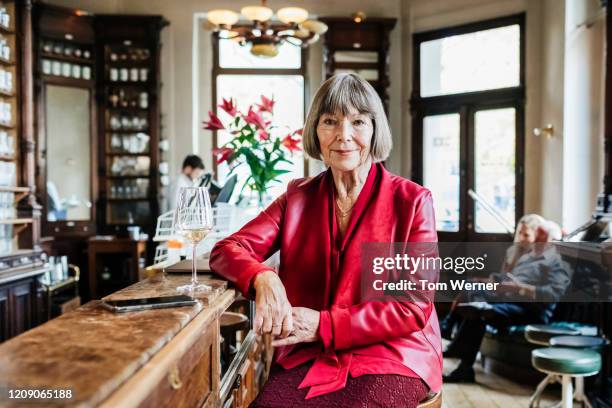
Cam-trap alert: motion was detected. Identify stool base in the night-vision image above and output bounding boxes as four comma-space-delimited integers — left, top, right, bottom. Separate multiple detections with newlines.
529, 373, 594, 408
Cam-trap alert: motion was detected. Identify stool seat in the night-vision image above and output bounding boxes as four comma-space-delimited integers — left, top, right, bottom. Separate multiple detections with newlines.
532, 347, 601, 376
549, 335, 609, 350
525, 324, 580, 346
417, 391, 441, 408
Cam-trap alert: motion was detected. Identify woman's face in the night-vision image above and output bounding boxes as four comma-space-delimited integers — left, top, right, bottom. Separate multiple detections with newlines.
316, 107, 373, 172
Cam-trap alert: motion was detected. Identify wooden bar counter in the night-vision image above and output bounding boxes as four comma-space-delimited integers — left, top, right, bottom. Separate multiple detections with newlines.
0, 274, 266, 408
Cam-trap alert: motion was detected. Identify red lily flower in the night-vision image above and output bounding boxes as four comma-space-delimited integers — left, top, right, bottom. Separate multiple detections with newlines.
243, 107, 269, 130
282, 134, 302, 152
219, 98, 237, 117
203, 111, 225, 131
212, 147, 234, 164
258, 129, 270, 141
257, 95, 275, 114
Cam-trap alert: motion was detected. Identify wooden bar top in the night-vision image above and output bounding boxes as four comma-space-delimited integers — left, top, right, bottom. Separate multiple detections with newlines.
0, 275, 235, 407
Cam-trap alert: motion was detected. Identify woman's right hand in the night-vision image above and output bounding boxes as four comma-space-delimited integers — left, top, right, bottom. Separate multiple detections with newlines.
253, 270, 293, 338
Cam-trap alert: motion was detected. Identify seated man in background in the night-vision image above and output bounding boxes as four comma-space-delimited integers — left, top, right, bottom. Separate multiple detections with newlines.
169, 155, 212, 208
442, 215, 571, 383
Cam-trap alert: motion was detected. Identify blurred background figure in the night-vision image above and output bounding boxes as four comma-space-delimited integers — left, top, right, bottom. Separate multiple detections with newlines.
169, 155, 212, 208
441, 215, 570, 383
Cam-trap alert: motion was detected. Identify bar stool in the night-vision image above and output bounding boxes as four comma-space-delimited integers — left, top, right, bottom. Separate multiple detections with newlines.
531, 348, 601, 408
417, 391, 441, 408
524, 324, 580, 346
524, 324, 581, 407
220, 312, 249, 375
548, 336, 609, 408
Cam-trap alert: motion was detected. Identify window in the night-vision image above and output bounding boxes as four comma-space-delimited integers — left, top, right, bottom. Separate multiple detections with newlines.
213, 36, 306, 200
412, 14, 525, 241
419, 24, 520, 97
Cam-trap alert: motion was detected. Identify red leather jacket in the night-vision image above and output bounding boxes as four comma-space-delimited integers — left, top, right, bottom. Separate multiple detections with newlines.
210, 163, 442, 399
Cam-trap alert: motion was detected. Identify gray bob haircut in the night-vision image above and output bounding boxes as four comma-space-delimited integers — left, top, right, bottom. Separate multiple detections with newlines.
302, 73, 392, 162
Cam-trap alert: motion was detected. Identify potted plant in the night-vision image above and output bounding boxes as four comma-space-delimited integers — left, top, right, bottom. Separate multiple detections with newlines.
203, 95, 302, 208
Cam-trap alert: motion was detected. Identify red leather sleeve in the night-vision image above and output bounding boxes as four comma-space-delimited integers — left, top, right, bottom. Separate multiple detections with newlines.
209, 194, 286, 297
319, 191, 438, 350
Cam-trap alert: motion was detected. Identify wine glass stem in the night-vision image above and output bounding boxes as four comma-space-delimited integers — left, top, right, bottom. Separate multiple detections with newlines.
192, 242, 197, 286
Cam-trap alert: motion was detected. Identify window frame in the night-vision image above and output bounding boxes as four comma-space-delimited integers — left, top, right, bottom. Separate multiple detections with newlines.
411, 13, 526, 242
211, 32, 310, 178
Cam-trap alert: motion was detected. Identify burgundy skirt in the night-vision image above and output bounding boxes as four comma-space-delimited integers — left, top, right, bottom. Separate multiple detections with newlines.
250, 362, 429, 408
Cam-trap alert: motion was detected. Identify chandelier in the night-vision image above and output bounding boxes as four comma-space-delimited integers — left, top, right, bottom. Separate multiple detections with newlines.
206, 0, 328, 58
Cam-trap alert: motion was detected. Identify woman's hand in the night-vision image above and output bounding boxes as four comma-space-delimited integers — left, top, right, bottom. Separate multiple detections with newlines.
253, 270, 293, 338
271, 307, 320, 347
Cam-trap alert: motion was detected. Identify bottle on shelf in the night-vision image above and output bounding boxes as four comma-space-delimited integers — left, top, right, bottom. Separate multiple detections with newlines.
0, 37, 10, 61
0, 7, 10, 30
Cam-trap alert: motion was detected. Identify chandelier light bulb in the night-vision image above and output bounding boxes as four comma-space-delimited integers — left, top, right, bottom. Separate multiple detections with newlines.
207, 9, 239, 27
206, 3, 325, 58
306, 33, 320, 45
300, 20, 328, 35
277, 7, 309, 24
293, 27, 311, 38
241, 5, 274, 22
250, 43, 279, 58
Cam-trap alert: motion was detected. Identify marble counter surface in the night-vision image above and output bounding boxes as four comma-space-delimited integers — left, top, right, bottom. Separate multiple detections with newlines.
0, 275, 233, 407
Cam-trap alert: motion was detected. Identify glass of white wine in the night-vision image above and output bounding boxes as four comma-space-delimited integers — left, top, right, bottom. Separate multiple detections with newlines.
174, 186, 214, 293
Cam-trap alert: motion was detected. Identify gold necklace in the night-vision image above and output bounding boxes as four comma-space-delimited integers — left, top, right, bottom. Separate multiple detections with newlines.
336, 199, 355, 218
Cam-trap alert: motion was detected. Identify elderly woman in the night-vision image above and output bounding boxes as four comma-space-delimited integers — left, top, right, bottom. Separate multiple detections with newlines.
210, 74, 442, 407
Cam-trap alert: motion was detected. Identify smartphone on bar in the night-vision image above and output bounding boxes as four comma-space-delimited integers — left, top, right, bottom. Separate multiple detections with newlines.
102, 295, 197, 313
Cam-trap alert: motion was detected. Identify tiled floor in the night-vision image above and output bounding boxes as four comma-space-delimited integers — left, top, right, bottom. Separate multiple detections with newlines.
442, 356, 561, 408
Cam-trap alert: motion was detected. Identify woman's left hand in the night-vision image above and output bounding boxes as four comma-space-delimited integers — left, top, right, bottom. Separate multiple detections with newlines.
271, 307, 320, 347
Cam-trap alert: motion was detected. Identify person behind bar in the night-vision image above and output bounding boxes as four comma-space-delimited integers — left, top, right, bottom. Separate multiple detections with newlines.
210, 73, 442, 407
169, 155, 211, 209
442, 215, 570, 383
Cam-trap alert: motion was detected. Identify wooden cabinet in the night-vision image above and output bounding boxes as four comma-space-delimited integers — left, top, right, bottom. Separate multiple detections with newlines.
231, 357, 251, 408
139, 326, 218, 408
10, 279, 34, 334
0, 0, 40, 256
222, 331, 269, 408
32, 6, 169, 301
0, 272, 43, 341
0, 276, 272, 405
87, 237, 147, 299
320, 17, 397, 112
0, 286, 9, 342
94, 15, 167, 238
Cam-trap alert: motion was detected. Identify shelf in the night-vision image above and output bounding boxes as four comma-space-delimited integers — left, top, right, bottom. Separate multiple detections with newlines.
105, 152, 150, 157
0, 218, 33, 225
104, 81, 153, 87
39, 52, 94, 65
44, 276, 78, 293
0, 249, 42, 260
0, 121, 14, 129
40, 74, 95, 86
106, 175, 151, 179
94, 16, 165, 236
105, 130, 150, 134
106, 106, 149, 112
106, 60, 151, 68
0, 57, 14, 67
0, 155, 15, 161
0, 186, 29, 193
106, 197, 149, 202
0, 25, 14, 35
0, 89, 14, 97
0, 186, 30, 203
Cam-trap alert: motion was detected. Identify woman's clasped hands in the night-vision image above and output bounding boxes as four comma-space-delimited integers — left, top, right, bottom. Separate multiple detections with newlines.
253, 270, 320, 347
